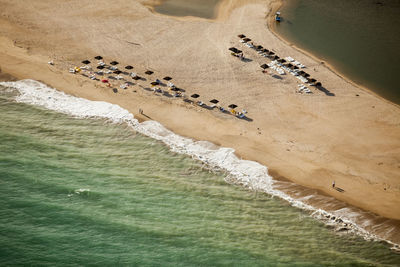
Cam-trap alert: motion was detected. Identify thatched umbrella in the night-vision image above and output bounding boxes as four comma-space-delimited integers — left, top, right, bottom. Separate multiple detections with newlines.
210, 99, 219, 104
228, 104, 238, 109
163, 76, 172, 81
238, 34, 246, 38
145, 70, 154, 75
191, 94, 200, 98
125, 65, 133, 70
260, 64, 269, 69
82, 60, 91, 64
110, 61, 119, 65
94, 56, 103, 60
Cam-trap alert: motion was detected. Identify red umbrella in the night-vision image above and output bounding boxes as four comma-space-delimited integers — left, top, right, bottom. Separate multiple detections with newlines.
101, 79, 109, 83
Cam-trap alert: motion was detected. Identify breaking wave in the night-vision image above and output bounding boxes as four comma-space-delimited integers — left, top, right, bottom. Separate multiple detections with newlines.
1, 79, 398, 251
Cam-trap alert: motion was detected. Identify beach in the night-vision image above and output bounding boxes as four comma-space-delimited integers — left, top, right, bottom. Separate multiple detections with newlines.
0, 0, 399, 247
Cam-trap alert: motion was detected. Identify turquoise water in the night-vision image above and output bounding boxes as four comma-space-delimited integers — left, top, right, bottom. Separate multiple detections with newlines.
1, 85, 399, 265
275, 0, 400, 104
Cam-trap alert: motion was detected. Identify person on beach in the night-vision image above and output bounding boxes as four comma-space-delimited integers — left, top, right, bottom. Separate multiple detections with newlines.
332, 181, 335, 188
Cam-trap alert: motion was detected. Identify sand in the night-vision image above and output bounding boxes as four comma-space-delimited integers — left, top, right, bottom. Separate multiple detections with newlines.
0, 0, 399, 243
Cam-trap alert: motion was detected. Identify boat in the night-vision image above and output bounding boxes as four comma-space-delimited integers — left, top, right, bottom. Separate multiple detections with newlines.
275, 11, 281, 22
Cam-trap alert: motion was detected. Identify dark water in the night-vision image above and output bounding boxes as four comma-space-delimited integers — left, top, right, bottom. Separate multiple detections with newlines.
1, 83, 400, 265
275, 0, 400, 104
154, 0, 220, 19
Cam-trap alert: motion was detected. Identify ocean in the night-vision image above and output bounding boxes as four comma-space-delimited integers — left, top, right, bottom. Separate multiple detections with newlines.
1, 80, 399, 265
275, 0, 400, 105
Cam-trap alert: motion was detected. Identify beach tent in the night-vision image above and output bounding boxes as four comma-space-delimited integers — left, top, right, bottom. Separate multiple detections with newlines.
82, 60, 91, 64
260, 64, 269, 69
110, 61, 119, 65
145, 70, 154, 75
191, 94, 200, 98
125, 65, 133, 70
163, 76, 172, 81
238, 34, 246, 38
97, 66, 105, 69
210, 99, 219, 104
228, 104, 238, 109
94, 56, 103, 60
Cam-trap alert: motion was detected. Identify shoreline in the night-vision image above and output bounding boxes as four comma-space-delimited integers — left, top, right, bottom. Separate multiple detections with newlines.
1, 0, 399, 247
267, 0, 400, 109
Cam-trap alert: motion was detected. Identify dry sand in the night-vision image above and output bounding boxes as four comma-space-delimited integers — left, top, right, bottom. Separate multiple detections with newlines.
0, 0, 399, 243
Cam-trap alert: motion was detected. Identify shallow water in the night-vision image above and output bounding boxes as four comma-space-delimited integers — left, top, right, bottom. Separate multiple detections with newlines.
1, 83, 400, 265
275, 0, 400, 104
154, 0, 220, 19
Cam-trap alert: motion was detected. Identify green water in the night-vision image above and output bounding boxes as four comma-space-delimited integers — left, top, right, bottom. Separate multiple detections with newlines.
1, 86, 399, 266
275, 0, 400, 104
154, 0, 220, 19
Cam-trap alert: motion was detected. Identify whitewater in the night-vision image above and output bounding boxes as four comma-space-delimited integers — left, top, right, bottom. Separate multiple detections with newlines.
1, 79, 399, 252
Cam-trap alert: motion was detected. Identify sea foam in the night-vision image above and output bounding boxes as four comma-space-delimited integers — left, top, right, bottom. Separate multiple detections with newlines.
1, 79, 398, 251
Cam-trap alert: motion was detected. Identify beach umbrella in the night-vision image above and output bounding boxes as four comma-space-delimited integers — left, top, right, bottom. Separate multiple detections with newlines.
151, 81, 159, 86
97, 65, 105, 70
294, 66, 299, 69
191, 94, 200, 98
273, 55, 280, 60
269, 51, 275, 55
263, 49, 269, 53
304, 73, 310, 77
260, 64, 269, 69
256, 45, 263, 50
110, 61, 119, 65
243, 38, 251, 43
309, 78, 317, 83
287, 63, 294, 68
132, 76, 140, 80
125, 65, 133, 70
163, 76, 172, 81
236, 49, 242, 54
170, 87, 179, 91
82, 60, 91, 64
228, 104, 238, 109
298, 70, 305, 75
101, 79, 109, 83
94, 56, 103, 60
145, 70, 154, 75
210, 99, 219, 104
113, 70, 122, 74
238, 34, 246, 38
315, 82, 322, 87
229, 47, 239, 53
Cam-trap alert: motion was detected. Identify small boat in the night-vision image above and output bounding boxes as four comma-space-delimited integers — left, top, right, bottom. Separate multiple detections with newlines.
275, 11, 281, 22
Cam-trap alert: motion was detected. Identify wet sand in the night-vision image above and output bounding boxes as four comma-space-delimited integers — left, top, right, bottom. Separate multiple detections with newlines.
0, 0, 399, 245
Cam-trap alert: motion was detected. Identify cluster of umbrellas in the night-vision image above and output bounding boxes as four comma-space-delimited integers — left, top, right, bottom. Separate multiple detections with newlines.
237, 35, 323, 88
78, 56, 244, 113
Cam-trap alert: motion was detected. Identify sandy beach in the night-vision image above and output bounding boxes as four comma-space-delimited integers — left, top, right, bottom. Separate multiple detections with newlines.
1, 0, 399, 244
